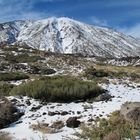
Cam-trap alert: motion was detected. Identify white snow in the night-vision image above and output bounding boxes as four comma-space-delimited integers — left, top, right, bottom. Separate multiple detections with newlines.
0, 17, 140, 58
0, 79, 140, 140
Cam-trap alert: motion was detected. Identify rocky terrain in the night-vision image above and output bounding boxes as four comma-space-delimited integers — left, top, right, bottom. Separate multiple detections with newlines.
0, 18, 140, 140
0, 79, 140, 140
0, 44, 139, 139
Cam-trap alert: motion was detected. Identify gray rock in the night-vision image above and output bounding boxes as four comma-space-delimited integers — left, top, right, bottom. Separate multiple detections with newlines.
0, 97, 24, 129
66, 117, 81, 128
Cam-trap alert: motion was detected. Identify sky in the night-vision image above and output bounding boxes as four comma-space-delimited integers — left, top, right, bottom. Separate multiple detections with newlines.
0, 0, 140, 38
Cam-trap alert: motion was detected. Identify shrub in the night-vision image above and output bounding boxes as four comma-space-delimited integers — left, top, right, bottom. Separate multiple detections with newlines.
0, 72, 29, 81
0, 63, 9, 71
41, 68, 56, 75
84, 67, 109, 79
29, 65, 56, 75
84, 66, 140, 80
0, 83, 14, 96
30, 122, 60, 134
73, 111, 140, 140
5, 53, 44, 63
10, 76, 105, 102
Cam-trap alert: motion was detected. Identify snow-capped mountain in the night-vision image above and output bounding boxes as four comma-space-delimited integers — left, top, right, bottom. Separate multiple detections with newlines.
0, 17, 140, 58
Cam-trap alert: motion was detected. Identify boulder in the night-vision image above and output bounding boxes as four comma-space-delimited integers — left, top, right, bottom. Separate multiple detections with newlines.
94, 93, 112, 102
60, 111, 69, 116
66, 117, 81, 128
48, 111, 60, 116
0, 97, 24, 129
30, 105, 42, 112
25, 99, 31, 106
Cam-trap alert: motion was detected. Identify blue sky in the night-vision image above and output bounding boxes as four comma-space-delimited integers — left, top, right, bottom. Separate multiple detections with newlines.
0, 0, 140, 37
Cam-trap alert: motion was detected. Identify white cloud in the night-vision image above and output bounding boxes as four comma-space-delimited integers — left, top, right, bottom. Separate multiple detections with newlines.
118, 24, 140, 38
89, 16, 108, 27
89, 16, 140, 39
0, 0, 56, 22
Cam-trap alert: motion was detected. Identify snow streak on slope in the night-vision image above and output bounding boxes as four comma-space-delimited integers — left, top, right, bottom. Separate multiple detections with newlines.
0, 17, 140, 58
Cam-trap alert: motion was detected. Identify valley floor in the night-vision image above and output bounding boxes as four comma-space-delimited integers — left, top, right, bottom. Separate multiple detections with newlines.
0, 79, 140, 140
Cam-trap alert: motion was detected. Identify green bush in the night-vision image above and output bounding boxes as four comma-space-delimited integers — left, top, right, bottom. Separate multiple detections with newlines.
84, 67, 109, 79
0, 72, 29, 81
0, 83, 14, 96
5, 53, 44, 63
41, 68, 56, 75
29, 65, 56, 75
10, 76, 105, 102
74, 111, 140, 140
84, 67, 140, 80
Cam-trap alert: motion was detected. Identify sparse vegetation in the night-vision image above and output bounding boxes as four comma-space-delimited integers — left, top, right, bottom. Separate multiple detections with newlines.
0, 132, 13, 140
84, 66, 140, 82
29, 64, 56, 75
0, 72, 29, 81
84, 67, 108, 79
30, 122, 62, 134
73, 111, 140, 140
0, 83, 14, 96
10, 76, 105, 102
5, 53, 44, 63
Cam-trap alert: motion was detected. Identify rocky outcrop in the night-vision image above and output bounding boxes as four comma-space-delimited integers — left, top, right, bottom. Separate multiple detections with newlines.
94, 93, 113, 102
0, 97, 24, 129
66, 117, 81, 128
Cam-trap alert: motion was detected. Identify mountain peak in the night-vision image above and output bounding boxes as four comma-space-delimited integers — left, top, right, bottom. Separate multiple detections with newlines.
0, 17, 140, 58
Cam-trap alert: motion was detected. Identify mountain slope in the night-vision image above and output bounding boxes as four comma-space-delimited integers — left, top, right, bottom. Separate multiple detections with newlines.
0, 17, 140, 58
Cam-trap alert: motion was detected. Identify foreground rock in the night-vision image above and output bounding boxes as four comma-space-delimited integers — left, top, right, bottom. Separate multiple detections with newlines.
120, 102, 140, 125
0, 97, 24, 129
94, 93, 113, 102
66, 117, 81, 128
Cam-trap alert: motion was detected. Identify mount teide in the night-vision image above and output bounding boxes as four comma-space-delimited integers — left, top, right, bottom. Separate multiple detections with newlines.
0, 17, 140, 58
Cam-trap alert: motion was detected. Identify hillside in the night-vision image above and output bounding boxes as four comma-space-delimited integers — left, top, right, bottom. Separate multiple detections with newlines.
0, 17, 140, 58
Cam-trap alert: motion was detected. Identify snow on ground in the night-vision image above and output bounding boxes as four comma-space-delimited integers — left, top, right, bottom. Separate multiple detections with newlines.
0, 79, 140, 140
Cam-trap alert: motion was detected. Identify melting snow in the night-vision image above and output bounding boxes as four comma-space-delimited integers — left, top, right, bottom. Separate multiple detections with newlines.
0, 80, 140, 140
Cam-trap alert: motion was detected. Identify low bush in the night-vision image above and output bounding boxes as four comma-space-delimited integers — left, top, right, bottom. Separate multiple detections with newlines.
74, 111, 140, 140
0, 63, 9, 71
0, 83, 14, 96
5, 53, 44, 63
41, 68, 56, 75
84, 66, 140, 80
10, 76, 105, 102
84, 67, 109, 79
0, 72, 29, 81
29, 65, 56, 75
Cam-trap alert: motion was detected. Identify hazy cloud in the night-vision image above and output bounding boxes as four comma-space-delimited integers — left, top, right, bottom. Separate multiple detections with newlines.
89, 16, 108, 27
119, 24, 140, 38
0, 0, 56, 22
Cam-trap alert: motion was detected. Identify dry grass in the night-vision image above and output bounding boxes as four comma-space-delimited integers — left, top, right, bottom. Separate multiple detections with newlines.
30, 122, 62, 134
69, 111, 140, 140
85, 65, 140, 83
0, 132, 13, 140
95, 65, 140, 75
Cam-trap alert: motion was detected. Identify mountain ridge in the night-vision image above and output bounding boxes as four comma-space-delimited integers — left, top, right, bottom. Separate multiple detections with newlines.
0, 17, 140, 58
